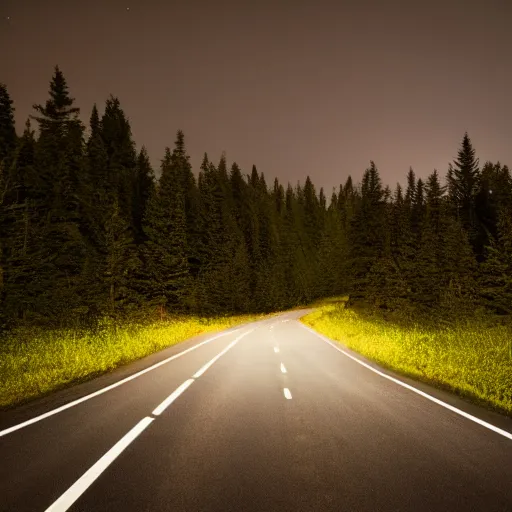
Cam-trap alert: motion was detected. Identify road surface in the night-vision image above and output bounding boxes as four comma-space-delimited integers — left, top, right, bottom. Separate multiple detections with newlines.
1, 311, 512, 511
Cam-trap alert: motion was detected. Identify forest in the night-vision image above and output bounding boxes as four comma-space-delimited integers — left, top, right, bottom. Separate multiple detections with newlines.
1, 66, 511, 331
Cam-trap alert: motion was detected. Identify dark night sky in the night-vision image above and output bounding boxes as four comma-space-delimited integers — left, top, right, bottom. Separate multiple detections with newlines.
2, 0, 511, 193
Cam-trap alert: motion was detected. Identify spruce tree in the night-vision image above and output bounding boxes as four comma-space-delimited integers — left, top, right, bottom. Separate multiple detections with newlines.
30, 67, 88, 323
141, 148, 189, 311
412, 170, 446, 308
0, 84, 17, 169
348, 162, 386, 299
480, 208, 512, 314
104, 200, 141, 316
404, 167, 416, 208
475, 161, 512, 256
132, 146, 155, 244
78, 104, 111, 318
316, 197, 347, 298
384, 183, 414, 308
198, 153, 249, 313
447, 132, 480, 253
1, 121, 38, 323
100, 95, 137, 221
170, 131, 203, 284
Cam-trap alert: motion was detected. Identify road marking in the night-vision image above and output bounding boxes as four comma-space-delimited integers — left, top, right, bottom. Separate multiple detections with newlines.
299, 323, 512, 442
44, 417, 154, 512
274, 347, 279, 353
280, 363, 287, 374
193, 330, 253, 378
283, 388, 292, 399
152, 379, 195, 416
44, 328, 255, 509
0, 328, 242, 438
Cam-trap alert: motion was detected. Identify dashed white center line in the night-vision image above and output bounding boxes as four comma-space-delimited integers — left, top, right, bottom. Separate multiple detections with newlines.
283, 388, 292, 399
280, 363, 287, 374
274, 347, 279, 353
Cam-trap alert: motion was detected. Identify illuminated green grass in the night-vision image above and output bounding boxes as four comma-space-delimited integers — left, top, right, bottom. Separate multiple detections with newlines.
302, 301, 512, 416
0, 313, 262, 409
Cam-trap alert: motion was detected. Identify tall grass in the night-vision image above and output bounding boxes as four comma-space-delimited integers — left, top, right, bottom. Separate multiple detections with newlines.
302, 301, 512, 416
0, 313, 262, 409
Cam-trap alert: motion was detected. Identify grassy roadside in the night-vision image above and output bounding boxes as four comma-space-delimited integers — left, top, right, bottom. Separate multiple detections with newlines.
0, 313, 263, 410
301, 298, 512, 417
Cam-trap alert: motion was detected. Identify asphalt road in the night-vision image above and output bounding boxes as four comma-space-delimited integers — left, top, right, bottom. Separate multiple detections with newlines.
1, 311, 512, 512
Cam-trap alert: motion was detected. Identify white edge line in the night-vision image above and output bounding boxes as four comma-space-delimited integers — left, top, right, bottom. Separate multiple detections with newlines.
299, 322, 512, 441
0, 328, 241, 438
44, 416, 154, 512
152, 379, 195, 416
193, 330, 253, 378
280, 363, 287, 374
283, 388, 292, 399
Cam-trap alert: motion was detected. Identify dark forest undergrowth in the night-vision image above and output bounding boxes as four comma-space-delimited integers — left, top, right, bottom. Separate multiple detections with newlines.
302, 297, 512, 417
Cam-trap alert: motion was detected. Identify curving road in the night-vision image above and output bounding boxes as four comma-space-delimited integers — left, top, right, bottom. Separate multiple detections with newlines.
1, 311, 512, 511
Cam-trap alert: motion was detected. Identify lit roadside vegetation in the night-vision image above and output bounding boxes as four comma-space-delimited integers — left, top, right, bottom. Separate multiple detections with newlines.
0, 313, 263, 409
302, 299, 512, 416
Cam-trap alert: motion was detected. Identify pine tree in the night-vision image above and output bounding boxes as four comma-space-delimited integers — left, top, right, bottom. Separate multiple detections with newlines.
439, 215, 477, 313
412, 170, 446, 308
198, 153, 249, 313
384, 183, 414, 308
1, 121, 38, 323
100, 95, 137, 221
76, 104, 112, 318
447, 132, 480, 253
404, 167, 416, 208
411, 177, 425, 248
104, 200, 141, 316
475, 161, 512, 257
316, 197, 347, 298
30, 67, 88, 323
348, 161, 386, 299
251, 170, 282, 311
0, 84, 17, 169
480, 208, 512, 314
141, 148, 189, 311
282, 183, 313, 305
132, 146, 155, 244
170, 131, 202, 284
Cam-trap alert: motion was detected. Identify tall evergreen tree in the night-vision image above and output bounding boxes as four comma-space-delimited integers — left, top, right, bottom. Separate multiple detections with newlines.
132, 146, 155, 244
197, 153, 250, 313
348, 161, 386, 299
0, 83, 17, 170
100, 95, 137, 221
141, 147, 189, 311
170, 131, 203, 284
29, 67, 88, 322
474, 161, 512, 257
1, 121, 38, 323
480, 208, 512, 314
104, 200, 141, 316
447, 132, 480, 253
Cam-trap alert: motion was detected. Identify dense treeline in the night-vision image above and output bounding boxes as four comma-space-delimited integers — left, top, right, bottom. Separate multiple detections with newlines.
0, 68, 511, 329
